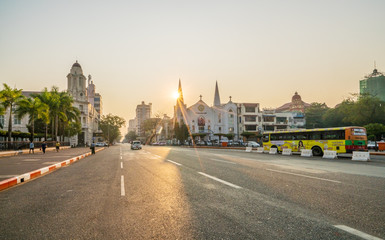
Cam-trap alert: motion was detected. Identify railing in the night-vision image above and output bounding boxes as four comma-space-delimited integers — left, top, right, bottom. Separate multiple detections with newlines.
0, 141, 70, 151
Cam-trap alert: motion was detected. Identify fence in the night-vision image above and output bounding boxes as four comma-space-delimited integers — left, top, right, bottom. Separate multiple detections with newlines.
0, 141, 70, 151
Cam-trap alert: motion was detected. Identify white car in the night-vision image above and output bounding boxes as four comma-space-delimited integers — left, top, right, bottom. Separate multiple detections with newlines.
95, 142, 107, 147
131, 141, 142, 150
247, 141, 260, 147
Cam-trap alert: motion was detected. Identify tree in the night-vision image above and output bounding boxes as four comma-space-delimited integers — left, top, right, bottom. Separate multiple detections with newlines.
15, 97, 49, 141
323, 99, 354, 127
348, 94, 385, 126
240, 132, 256, 141
174, 122, 189, 145
99, 114, 126, 144
305, 102, 329, 128
364, 123, 385, 141
32, 88, 52, 140
142, 117, 162, 143
0, 84, 24, 143
125, 131, 138, 142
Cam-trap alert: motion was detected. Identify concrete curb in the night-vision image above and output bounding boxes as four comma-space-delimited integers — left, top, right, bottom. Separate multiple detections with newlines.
0, 147, 105, 192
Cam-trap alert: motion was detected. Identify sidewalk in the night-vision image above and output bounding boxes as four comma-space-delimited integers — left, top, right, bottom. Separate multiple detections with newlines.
0, 147, 105, 191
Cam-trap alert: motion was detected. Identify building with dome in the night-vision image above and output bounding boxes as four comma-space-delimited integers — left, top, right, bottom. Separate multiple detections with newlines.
67, 61, 101, 146
275, 92, 311, 113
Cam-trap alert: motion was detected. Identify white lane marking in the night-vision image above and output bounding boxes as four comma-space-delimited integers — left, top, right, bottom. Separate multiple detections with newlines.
120, 156, 122, 160
167, 160, 182, 166
334, 225, 383, 240
198, 172, 242, 189
121, 162, 123, 169
209, 158, 237, 165
121, 175, 125, 196
266, 169, 341, 184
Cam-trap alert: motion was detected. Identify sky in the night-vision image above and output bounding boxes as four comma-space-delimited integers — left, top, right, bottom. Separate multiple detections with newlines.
1, 0, 385, 135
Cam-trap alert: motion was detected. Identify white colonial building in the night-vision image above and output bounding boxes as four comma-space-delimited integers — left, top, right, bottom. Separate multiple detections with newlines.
67, 61, 100, 146
174, 80, 238, 143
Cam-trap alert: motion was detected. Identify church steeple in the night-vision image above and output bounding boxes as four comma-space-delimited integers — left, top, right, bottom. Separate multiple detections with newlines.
178, 78, 184, 104
214, 81, 221, 106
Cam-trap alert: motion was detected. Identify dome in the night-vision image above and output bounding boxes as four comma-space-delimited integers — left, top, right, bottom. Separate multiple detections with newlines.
72, 60, 81, 68
292, 92, 302, 102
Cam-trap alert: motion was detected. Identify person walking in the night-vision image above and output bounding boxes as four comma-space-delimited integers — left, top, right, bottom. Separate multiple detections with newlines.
91, 142, 96, 154
41, 141, 47, 154
55, 141, 60, 152
29, 141, 34, 154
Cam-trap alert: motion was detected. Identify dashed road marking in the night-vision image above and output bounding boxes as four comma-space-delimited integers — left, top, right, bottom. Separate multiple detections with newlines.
121, 175, 125, 196
209, 158, 237, 165
167, 160, 182, 166
334, 225, 383, 240
121, 162, 123, 169
266, 168, 341, 183
198, 172, 242, 189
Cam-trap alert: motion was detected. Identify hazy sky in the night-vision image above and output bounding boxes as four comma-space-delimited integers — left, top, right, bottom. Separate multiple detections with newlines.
1, 0, 384, 134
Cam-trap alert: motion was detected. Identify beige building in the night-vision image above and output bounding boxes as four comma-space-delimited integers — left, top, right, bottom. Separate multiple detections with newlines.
67, 61, 99, 146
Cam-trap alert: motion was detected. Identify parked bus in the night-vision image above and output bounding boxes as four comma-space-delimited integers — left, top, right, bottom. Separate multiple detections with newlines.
262, 126, 367, 156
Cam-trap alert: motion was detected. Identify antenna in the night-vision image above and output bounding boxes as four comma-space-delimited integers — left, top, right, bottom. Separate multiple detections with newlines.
374, 60, 376, 69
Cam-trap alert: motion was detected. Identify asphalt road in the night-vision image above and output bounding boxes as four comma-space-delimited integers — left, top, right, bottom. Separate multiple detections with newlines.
0, 145, 384, 239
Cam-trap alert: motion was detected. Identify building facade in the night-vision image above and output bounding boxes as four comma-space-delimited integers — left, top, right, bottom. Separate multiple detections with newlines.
174, 80, 239, 142
135, 101, 152, 137
360, 67, 385, 101
67, 61, 99, 146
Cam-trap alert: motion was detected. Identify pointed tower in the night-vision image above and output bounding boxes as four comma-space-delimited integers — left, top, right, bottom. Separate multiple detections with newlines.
177, 78, 184, 104
213, 81, 221, 107
174, 79, 187, 125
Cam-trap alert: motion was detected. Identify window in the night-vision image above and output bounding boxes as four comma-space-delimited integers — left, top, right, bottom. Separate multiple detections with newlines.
322, 130, 345, 140
219, 127, 222, 132
245, 107, 255, 112
229, 127, 234, 132
14, 117, 21, 125
245, 125, 256, 131
218, 114, 222, 123
245, 116, 256, 122
0, 115, 4, 128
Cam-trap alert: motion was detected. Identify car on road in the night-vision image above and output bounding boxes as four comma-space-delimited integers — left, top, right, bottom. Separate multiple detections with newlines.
131, 141, 142, 150
95, 142, 107, 147
247, 141, 260, 147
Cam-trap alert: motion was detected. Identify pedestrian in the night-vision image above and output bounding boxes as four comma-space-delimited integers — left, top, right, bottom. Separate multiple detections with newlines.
91, 142, 96, 154
29, 141, 34, 154
55, 141, 60, 152
41, 141, 47, 154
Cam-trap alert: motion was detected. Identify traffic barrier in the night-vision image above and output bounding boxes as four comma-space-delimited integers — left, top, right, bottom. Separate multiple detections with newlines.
352, 151, 370, 161
323, 150, 337, 159
301, 149, 313, 157
245, 147, 252, 152
269, 148, 278, 155
282, 148, 292, 156
256, 147, 264, 153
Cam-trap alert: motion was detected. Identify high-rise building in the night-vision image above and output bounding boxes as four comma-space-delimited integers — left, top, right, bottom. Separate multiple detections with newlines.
360, 67, 385, 101
136, 101, 152, 136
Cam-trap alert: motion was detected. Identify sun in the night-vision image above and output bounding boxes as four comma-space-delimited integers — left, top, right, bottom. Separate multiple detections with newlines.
173, 91, 180, 99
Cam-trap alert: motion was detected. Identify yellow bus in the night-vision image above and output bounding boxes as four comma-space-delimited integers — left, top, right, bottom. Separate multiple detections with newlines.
262, 126, 367, 156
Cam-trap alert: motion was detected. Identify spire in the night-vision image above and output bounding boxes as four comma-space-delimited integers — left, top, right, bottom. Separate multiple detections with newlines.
214, 81, 221, 106
178, 78, 184, 104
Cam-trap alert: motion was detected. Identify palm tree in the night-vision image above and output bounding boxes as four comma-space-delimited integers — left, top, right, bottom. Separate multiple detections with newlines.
0, 84, 24, 143
57, 92, 80, 141
16, 97, 49, 142
32, 88, 52, 140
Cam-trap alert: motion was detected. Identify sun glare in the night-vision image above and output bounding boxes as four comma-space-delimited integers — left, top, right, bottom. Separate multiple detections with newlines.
173, 91, 180, 99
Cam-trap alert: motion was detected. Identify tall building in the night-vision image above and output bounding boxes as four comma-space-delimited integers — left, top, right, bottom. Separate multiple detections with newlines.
136, 101, 152, 136
360, 67, 385, 101
67, 61, 99, 146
